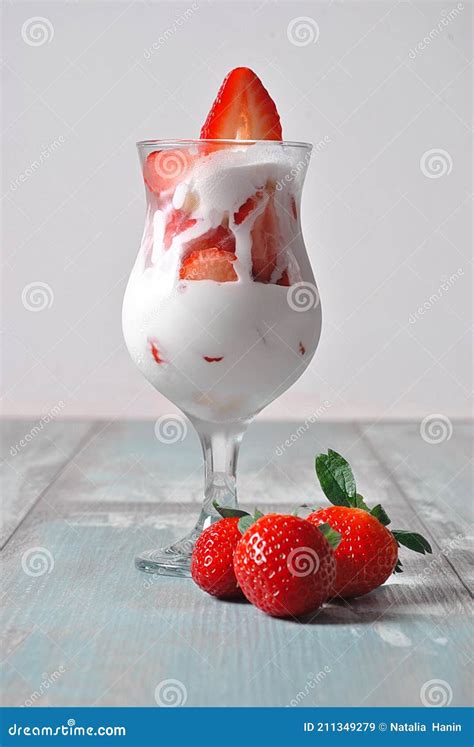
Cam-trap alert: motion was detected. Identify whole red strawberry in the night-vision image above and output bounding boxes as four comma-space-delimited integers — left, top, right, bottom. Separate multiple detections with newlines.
233, 514, 337, 618
308, 450, 432, 599
307, 506, 398, 598
191, 517, 243, 599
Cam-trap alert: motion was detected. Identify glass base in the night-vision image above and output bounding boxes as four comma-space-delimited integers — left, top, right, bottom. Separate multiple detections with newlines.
135, 506, 214, 578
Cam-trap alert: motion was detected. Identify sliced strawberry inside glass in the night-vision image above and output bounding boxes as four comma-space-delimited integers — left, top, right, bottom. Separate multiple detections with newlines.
251, 197, 279, 282
291, 196, 298, 221
163, 209, 197, 250
143, 148, 193, 194
234, 190, 264, 225
149, 340, 164, 364
200, 67, 282, 141
184, 224, 235, 255
276, 269, 291, 286
180, 248, 238, 282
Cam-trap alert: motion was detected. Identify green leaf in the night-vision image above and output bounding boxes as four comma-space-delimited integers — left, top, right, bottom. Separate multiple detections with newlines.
317, 522, 341, 550
238, 515, 257, 535
315, 450, 356, 506
212, 501, 250, 519
353, 493, 371, 511
392, 530, 432, 555
371, 504, 391, 526
254, 509, 264, 520
393, 558, 403, 574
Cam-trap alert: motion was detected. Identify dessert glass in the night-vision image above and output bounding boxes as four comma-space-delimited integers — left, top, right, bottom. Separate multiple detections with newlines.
122, 139, 321, 576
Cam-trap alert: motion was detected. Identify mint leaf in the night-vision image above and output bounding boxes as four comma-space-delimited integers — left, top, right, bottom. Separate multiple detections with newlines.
212, 501, 250, 519
315, 450, 356, 506
371, 504, 391, 526
238, 515, 256, 534
392, 530, 432, 554
317, 522, 341, 550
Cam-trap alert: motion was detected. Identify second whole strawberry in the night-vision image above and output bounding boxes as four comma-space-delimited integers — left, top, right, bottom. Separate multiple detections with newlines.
233, 513, 339, 618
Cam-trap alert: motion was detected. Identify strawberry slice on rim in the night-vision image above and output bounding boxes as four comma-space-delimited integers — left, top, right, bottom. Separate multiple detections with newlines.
200, 67, 282, 141
180, 247, 238, 282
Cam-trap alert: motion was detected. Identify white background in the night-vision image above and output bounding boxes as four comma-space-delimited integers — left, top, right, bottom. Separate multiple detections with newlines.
2, 0, 472, 421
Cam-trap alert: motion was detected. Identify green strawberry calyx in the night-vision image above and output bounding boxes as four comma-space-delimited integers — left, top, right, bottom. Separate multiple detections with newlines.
212, 500, 250, 519
314, 449, 433, 572
212, 501, 260, 535
316, 522, 342, 550
213, 501, 341, 545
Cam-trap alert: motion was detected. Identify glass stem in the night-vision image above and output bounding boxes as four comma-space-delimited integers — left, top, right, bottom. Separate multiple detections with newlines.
192, 418, 248, 521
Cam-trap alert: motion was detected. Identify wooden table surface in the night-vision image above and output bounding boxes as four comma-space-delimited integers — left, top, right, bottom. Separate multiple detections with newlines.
1, 419, 472, 708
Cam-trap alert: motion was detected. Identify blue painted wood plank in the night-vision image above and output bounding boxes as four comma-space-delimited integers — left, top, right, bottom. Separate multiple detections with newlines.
0, 420, 95, 547
1, 421, 471, 708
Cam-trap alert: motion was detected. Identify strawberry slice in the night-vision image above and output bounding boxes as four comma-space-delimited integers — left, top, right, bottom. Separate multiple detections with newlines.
276, 269, 291, 286
164, 209, 197, 250
149, 340, 164, 364
180, 248, 238, 282
184, 224, 235, 255
234, 190, 264, 225
291, 196, 298, 221
143, 148, 192, 194
200, 67, 282, 140
251, 196, 279, 282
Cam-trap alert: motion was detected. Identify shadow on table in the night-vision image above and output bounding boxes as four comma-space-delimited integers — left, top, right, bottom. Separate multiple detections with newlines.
295, 584, 444, 625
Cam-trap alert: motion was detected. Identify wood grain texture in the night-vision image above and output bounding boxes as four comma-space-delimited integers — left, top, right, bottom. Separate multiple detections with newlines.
0, 420, 95, 548
1, 420, 472, 708
361, 422, 473, 590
